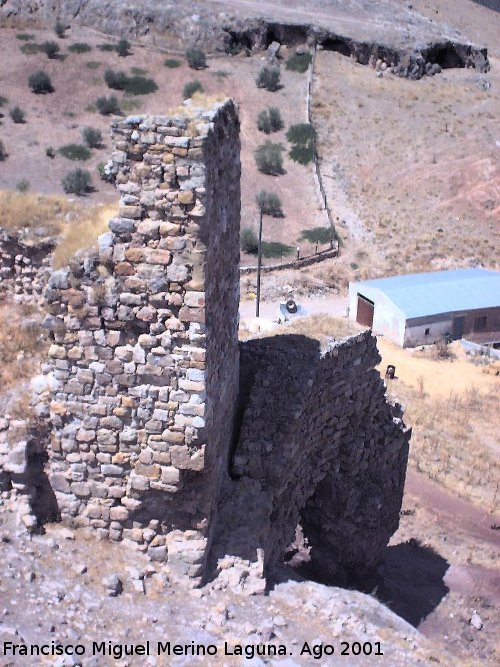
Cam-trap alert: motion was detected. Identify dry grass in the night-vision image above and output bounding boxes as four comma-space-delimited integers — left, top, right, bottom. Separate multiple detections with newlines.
388, 380, 500, 511
240, 314, 362, 349
0, 189, 73, 234
52, 202, 117, 268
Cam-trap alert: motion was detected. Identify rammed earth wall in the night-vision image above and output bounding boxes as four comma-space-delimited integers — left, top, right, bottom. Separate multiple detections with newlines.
29, 99, 410, 589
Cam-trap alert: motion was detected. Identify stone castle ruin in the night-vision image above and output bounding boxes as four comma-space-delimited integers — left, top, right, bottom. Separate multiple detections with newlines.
4, 99, 410, 590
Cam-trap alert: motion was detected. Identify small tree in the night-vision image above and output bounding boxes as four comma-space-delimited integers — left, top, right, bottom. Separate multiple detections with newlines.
96, 95, 120, 115
28, 71, 54, 94
299, 226, 337, 247
286, 123, 316, 144
186, 47, 206, 69
257, 107, 283, 134
116, 39, 130, 57
240, 228, 258, 254
285, 52, 312, 73
268, 107, 283, 132
256, 65, 281, 92
254, 141, 284, 175
10, 106, 25, 123
256, 190, 283, 217
104, 68, 128, 90
183, 80, 203, 98
257, 110, 271, 134
287, 123, 316, 165
0, 140, 6, 161
40, 41, 60, 59
62, 168, 91, 195
54, 21, 66, 38
82, 127, 102, 148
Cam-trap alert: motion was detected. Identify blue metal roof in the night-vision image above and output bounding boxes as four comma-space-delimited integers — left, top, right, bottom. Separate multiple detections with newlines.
352, 268, 500, 319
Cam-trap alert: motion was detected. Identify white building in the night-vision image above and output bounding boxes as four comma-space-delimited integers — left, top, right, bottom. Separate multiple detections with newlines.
348, 268, 500, 347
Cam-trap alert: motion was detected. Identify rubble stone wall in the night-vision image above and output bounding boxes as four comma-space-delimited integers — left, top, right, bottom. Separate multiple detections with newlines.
211, 331, 410, 590
38, 100, 240, 583
25, 98, 411, 589
0, 228, 55, 302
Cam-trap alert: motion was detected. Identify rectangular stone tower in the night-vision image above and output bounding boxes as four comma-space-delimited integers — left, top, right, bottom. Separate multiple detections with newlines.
42, 99, 241, 583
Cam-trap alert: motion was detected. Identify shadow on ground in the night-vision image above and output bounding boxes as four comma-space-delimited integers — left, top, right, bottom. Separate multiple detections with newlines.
280, 537, 450, 628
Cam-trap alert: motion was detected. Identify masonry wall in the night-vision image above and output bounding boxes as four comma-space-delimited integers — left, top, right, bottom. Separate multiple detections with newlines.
210, 331, 410, 590
37, 100, 241, 582
23, 100, 411, 589
0, 227, 55, 302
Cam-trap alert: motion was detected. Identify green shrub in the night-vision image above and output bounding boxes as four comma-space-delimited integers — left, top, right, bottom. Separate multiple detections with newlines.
96, 95, 120, 115
104, 68, 128, 90
257, 107, 283, 134
241, 228, 258, 254
97, 43, 115, 52
256, 190, 283, 217
164, 58, 181, 68
0, 140, 6, 161
261, 241, 293, 258
286, 123, 316, 145
286, 123, 316, 165
68, 42, 92, 53
299, 226, 337, 245
28, 71, 54, 94
183, 80, 203, 98
46, 146, 55, 158
16, 179, 30, 193
257, 110, 272, 134
124, 76, 158, 95
0, 96, 7, 107
16, 33, 35, 41
289, 143, 314, 165
285, 52, 312, 73
86, 61, 101, 69
9, 106, 25, 123
40, 41, 60, 59
82, 127, 102, 148
186, 47, 206, 69
116, 39, 130, 57
212, 70, 230, 79
131, 67, 147, 76
256, 65, 281, 92
268, 107, 283, 132
62, 168, 91, 195
54, 21, 66, 39
58, 144, 92, 161
254, 141, 284, 175
20, 43, 40, 55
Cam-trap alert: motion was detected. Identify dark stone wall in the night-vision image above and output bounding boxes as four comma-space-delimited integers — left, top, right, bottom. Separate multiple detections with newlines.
211, 331, 410, 590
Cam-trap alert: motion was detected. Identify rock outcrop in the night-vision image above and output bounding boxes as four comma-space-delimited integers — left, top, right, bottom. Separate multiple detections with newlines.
0, 0, 489, 78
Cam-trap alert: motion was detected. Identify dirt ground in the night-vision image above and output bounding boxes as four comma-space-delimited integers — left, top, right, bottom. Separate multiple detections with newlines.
376, 338, 498, 398
0, 23, 326, 261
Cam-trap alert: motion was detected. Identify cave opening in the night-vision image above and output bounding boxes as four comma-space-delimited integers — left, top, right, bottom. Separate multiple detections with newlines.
264, 23, 309, 48
320, 36, 353, 58
425, 43, 466, 69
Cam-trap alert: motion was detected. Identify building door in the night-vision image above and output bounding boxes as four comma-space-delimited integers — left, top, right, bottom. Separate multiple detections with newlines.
452, 316, 465, 340
356, 294, 374, 327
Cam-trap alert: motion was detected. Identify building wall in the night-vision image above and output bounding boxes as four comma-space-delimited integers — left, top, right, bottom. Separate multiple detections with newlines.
349, 284, 406, 345
404, 306, 500, 347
